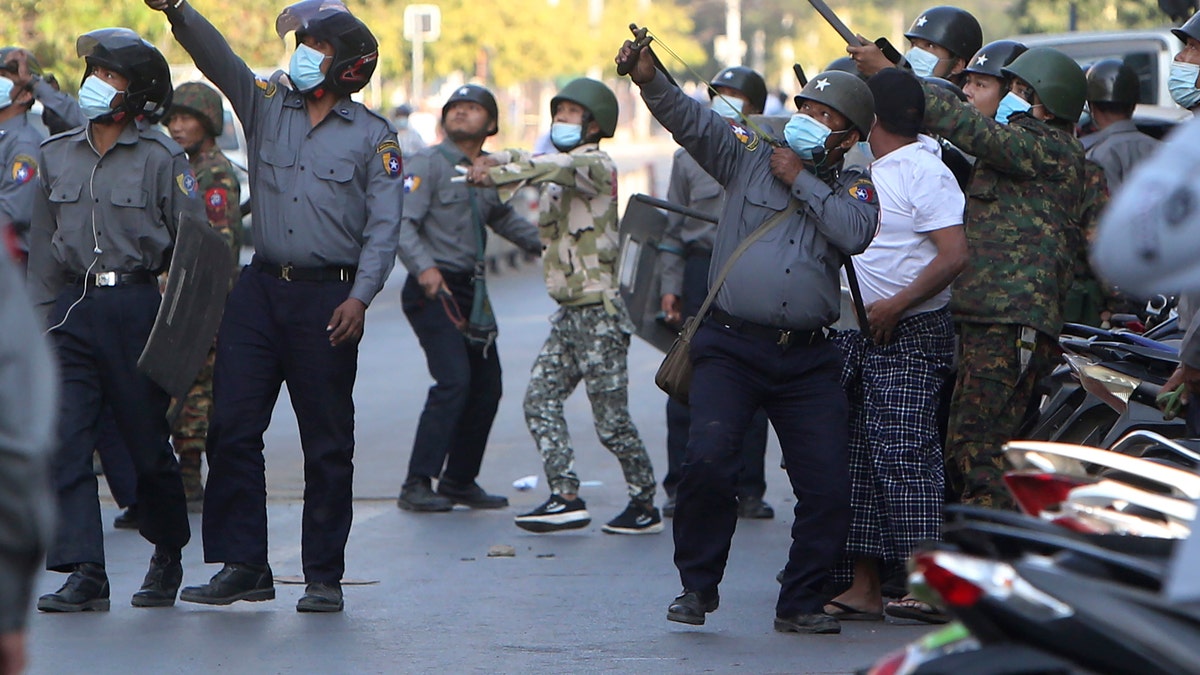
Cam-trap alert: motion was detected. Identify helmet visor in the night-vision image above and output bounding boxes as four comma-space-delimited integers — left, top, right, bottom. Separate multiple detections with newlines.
76, 28, 146, 59
275, 0, 351, 39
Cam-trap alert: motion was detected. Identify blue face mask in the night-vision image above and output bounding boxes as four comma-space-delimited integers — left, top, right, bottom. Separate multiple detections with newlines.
784, 113, 832, 159
1169, 62, 1200, 110
289, 44, 328, 93
905, 46, 942, 78
0, 78, 13, 110
995, 91, 1032, 124
710, 95, 744, 120
550, 122, 582, 151
79, 75, 122, 120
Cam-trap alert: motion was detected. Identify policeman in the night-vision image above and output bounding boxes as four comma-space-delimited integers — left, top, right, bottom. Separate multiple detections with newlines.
1, 47, 85, 137
1082, 60, 1159, 190
395, 84, 539, 512
620, 39, 878, 632
0, 48, 56, 264
391, 102, 427, 157
164, 81, 243, 509
148, 0, 403, 613
28, 28, 201, 612
1171, 12, 1200, 115
848, 6, 982, 82
918, 47, 1090, 507
658, 66, 774, 521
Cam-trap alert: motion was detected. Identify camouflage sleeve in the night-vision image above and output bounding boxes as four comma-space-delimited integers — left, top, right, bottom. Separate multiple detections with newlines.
488, 150, 611, 198
195, 164, 240, 254
659, 158, 689, 297
922, 83, 1063, 180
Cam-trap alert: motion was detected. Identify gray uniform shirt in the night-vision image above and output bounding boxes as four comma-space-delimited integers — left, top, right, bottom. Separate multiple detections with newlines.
167, 3, 403, 306
660, 148, 723, 297
0, 112, 44, 250
397, 140, 540, 276
0, 251, 55, 633
639, 71, 878, 330
26, 123, 203, 319
1081, 119, 1159, 190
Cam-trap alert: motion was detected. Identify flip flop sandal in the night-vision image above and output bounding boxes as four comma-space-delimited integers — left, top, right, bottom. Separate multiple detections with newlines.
884, 598, 950, 624
824, 600, 884, 622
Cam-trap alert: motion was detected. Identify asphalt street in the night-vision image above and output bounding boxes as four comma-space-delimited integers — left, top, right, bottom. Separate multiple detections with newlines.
25, 144, 936, 674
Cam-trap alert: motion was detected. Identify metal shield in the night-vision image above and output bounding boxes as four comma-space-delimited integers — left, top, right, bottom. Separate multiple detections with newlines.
618, 194, 677, 353
137, 210, 234, 406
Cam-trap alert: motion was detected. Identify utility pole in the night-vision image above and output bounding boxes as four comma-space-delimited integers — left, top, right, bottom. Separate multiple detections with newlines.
403, 4, 441, 103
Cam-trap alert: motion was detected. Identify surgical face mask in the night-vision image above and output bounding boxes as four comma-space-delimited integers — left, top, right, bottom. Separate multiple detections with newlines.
550, 122, 582, 151
710, 95, 744, 119
995, 91, 1032, 124
784, 113, 832, 159
289, 43, 328, 93
394, 117, 410, 129
79, 75, 122, 120
905, 46, 942, 78
1169, 61, 1200, 110
0, 78, 13, 110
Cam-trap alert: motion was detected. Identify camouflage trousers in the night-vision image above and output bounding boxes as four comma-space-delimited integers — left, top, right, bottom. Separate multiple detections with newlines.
945, 323, 1056, 509
523, 302, 656, 503
172, 346, 215, 455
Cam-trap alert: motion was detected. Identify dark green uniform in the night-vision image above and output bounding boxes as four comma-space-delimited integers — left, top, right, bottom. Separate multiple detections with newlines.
921, 83, 1087, 507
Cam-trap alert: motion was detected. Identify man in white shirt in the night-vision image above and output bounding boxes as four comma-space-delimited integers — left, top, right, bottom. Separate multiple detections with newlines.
824, 69, 968, 624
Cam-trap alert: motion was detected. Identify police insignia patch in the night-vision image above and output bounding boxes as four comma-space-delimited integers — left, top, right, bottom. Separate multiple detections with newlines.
728, 122, 760, 151
177, 171, 198, 198
382, 151, 402, 178
254, 77, 277, 98
849, 179, 875, 203
377, 140, 400, 155
403, 174, 420, 193
205, 187, 228, 224
10, 154, 36, 185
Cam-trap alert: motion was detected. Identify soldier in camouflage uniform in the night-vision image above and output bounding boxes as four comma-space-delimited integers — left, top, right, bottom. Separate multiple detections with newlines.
471, 78, 660, 535
164, 81, 242, 508
918, 47, 1090, 508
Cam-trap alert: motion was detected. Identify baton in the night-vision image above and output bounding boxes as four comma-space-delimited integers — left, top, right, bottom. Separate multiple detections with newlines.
793, 63, 808, 88
843, 262, 871, 333
632, 193, 719, 224
806, 0, 867, 45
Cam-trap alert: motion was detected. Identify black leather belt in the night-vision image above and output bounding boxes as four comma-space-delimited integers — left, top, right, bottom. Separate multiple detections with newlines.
252, 258, 356, 283
65, 270, 155, 287
708, 308, 826, 347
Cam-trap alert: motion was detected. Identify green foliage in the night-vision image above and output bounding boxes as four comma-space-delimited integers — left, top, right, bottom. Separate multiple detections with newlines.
1010, 0, 1168, 34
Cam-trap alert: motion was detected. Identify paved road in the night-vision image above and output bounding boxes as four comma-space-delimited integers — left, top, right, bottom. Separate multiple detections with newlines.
25, 144, 938, 674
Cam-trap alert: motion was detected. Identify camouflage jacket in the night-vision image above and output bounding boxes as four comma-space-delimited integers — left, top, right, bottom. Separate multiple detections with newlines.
488, 144, 619, 306
922, 83, 1087, 337
190, 145, 242, 262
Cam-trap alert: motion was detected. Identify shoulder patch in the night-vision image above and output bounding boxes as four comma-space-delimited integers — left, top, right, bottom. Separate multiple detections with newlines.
377, 139, 400, 155
11, 154, 37, 185
254, 77, 278, 99
382, 151, 402, 178
848, 178, 876, 203
177, 170, 199, 198
728, 122, 760, 152
402, 174, 420, 193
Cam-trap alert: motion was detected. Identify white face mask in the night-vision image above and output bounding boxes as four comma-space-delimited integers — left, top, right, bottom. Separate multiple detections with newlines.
905, 46, 942, 78
79, 75, 122, 120
1169, 61, 1200, 109
710, 95, 744, 120
0, 78, 13, 110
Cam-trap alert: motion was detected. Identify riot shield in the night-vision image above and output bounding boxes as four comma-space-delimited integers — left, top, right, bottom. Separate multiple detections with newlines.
618, 194, 677, 353
138, 210, 234, 410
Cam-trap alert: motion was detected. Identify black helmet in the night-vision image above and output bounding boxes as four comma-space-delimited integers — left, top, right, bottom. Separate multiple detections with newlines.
76, 28, 173, 123
708, 66, 768, 114
963, 40, 1027, 81
905, 6, 984, 62
1085, 59, 1140, 105
1172, 13, 1200, 45
276, 0, 378, 96
794, 70, 875, 137
824, 56, 868, 81
441, 84, 499, 136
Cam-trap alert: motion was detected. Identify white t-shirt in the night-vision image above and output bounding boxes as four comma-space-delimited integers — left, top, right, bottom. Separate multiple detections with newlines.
852, 135, 965, 317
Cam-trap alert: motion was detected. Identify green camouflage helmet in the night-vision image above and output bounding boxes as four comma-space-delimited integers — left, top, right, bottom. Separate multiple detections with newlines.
1002, 47, 1087, 123
551, 78, 618, 138
794, 70, 875, 137
169, 81, 224, 138
0, 47, 43, 78
1085, 59, 1140, 106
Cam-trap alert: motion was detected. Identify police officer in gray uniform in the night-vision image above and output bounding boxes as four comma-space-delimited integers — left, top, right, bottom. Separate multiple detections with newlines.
396, 84, 540, 512
29, 28, 201, 612
1081, 59, 1159, 191
659, 66, 773, 521
148, 0, 403, 613
0, 48, 55, 264
619, 42, 878, 633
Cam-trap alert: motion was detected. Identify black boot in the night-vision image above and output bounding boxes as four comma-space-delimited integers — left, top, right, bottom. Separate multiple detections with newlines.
131, 547, 184, 608
436, 477, 508, 509
667, 589, 719, 625
179, 563, 275, 606
37, 563, 110, 612
397, 476, 453, 512
297, 582, 344, 613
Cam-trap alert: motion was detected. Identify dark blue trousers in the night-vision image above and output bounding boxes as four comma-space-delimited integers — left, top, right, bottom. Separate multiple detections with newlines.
96, 405, 138, 508
203, 265, 357, 584
401, 273, 502, 484
46, 284, 190, 570
664, 251, 768, 499
673, 320, 851, 616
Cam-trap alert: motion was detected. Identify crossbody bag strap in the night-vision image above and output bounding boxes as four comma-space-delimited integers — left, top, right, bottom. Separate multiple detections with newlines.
682, 198, 799, 342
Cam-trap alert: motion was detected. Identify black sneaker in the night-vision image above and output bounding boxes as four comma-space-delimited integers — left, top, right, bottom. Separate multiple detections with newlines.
179, 563, 275, 605
37, 563, 110, 612
436, 478, 509, 509
397, 477, 454, 512
514, 495, 590, 533
737, 496, 775, 519
602, 500, 664, 535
